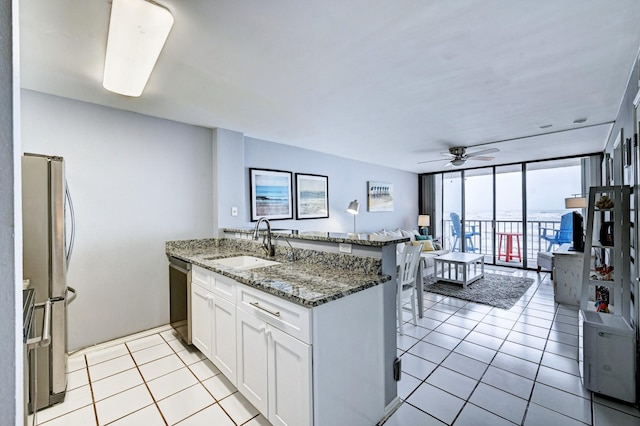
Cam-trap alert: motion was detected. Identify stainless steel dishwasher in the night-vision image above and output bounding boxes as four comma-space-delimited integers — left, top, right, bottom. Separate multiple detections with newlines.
169, 256, 192, 344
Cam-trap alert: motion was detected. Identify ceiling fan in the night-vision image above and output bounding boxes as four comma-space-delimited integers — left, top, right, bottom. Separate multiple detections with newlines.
419, 146, 500, 167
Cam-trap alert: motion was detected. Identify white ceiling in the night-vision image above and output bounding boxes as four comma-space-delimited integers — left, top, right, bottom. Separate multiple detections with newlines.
19, 0, 640, 173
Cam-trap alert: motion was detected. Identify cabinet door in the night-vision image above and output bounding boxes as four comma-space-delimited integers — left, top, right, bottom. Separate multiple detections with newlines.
191, 284, 212, 358
212, 296, 237, 385
236, 308, 268, 416
268, 326, 312, 426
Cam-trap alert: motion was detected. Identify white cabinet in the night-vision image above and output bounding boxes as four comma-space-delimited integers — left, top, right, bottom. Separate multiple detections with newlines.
236, 307, 269, 415
189, 263, 386, 425
211, 296, 237, 381
236, 286, 312, 426
191, 265, 237, 385
191, 280, 212, 356
268, 325, 311, 426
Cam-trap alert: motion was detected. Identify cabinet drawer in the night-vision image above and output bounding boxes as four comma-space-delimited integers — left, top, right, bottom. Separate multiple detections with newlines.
238, 286, 311, 344
192, 265, 211, 290
211, 272, 236, 303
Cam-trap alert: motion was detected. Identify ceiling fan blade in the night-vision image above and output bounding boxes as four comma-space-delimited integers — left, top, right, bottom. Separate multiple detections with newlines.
444, 161, 454, 167
466, 147, 499, 157
468, 156, 495, 161
418, 156, 453, 164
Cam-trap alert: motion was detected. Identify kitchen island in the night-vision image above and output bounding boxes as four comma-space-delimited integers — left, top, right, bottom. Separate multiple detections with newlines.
166, 234, 405, 426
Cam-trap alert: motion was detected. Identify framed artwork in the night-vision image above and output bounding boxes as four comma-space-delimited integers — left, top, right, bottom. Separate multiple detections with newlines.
249, 168, 293, 221
624, 137, 632, 168
368, 181, 394, 212
295, 173, 329, 219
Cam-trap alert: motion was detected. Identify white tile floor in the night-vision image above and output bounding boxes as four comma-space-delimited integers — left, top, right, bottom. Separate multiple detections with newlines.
384, 268, 640, 426
32, 268, 640, 425
33, 326, 268, 426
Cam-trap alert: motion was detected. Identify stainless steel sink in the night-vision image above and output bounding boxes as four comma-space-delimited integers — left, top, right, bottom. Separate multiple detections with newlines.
208, 255, 280, 271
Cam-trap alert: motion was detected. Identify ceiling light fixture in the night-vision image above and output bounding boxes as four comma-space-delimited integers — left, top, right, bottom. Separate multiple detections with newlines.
451, 159, 465, 166
103, 0, 174, 97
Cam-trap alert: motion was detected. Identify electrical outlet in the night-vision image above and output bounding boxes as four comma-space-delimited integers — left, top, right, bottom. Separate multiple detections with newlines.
339, 243, 352, 254
231, 207, 238, 216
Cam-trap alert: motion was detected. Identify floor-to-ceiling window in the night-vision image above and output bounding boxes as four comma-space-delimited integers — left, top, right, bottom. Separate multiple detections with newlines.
526, 158, 583, 264
442, 171, 462, 251
495, 164, 524, 267
429, 155, 596, 270
464, 168, 494, 262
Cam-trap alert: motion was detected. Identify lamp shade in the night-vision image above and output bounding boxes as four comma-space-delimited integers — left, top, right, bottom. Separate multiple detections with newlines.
346, 200, 360, 214
103, 0, 174, 97
418, 215, 430, 227
565, 197, 587, 209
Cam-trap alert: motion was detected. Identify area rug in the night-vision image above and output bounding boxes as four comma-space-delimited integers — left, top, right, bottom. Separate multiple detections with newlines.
424, 273, 534, 310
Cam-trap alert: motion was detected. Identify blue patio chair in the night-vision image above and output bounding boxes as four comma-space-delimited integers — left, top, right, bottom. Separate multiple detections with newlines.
540, 213, 573, 251
450, 212, 479, 252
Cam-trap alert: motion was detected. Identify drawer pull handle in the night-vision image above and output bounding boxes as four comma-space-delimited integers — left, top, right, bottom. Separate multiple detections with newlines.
250, 302, 281, 317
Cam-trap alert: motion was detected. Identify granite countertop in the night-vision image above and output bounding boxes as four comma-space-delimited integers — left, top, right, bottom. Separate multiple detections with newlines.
166, 240, 391, 308
221, 228, 409, 247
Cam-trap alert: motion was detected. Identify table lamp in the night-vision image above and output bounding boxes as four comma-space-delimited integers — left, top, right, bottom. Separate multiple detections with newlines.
418, 215, 430, 235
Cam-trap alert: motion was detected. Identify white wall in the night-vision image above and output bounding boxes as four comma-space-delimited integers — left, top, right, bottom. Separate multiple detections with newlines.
21, 90, 214, 351
239, 137, 419, 233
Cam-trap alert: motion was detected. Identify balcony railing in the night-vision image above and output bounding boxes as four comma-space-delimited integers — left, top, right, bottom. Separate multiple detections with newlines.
442, 219, 563, 267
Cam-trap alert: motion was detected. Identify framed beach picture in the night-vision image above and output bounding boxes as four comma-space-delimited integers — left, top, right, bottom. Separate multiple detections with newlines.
249, 168, 293, 221
295, 173, 329, 219
368, 181, 394, 212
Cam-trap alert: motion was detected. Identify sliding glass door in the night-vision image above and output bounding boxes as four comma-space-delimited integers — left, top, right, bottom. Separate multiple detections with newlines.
495, 165, 524, 266
442, 171, 462, 251
464, 168, 494, 261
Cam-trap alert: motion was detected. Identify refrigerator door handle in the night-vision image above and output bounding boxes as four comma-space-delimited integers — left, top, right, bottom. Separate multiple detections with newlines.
65, 182, 76, 268
27, 300, 52, 349
66, 286, 78, 305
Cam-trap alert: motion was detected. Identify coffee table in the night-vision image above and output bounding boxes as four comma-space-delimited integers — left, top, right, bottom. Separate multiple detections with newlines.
433, 252, 484, 288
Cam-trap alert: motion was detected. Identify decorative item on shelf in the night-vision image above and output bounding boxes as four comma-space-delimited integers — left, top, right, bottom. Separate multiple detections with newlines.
418, 214, 430, 235
593, 263, 613, 281
595, 195, 614, 209
599, 221, 614, 246
346, 200, 360, 233
595, 286, 610, 313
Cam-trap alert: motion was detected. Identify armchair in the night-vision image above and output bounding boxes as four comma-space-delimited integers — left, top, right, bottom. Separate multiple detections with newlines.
450, 212, 479, 252
540, 212, 573, 251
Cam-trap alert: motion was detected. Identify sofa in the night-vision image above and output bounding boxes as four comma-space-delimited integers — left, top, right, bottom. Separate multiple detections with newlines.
372, 228, 450, 279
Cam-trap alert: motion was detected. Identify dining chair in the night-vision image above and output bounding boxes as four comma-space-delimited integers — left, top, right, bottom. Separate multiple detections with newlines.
397, 242, 424, 335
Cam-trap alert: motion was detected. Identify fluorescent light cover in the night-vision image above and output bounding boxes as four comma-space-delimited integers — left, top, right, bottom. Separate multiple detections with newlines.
103, 0, 174, 97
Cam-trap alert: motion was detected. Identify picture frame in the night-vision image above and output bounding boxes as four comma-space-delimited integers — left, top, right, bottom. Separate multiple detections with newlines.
368, 181, 394, 212
295, 173, 329, 219
624, 137, 632, 168
249, 168, 293, 221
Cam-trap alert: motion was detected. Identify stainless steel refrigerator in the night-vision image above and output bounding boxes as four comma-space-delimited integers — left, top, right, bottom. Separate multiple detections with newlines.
22, 153, 76, 411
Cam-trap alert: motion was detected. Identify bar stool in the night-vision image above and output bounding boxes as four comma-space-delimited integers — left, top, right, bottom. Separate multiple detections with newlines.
497, 232, 522, 262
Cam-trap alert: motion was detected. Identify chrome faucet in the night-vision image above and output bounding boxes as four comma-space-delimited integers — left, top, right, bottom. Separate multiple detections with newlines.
253, 217, 275, 257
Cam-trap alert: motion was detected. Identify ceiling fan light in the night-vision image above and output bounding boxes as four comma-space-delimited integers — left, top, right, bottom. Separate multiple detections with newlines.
451, 159, 465, 166
103, 0, 174, 97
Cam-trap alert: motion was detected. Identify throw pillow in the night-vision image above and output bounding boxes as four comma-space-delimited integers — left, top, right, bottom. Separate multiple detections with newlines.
411, 240, 435, 251
422, 240, 435, 251
415, 234, 428, 240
